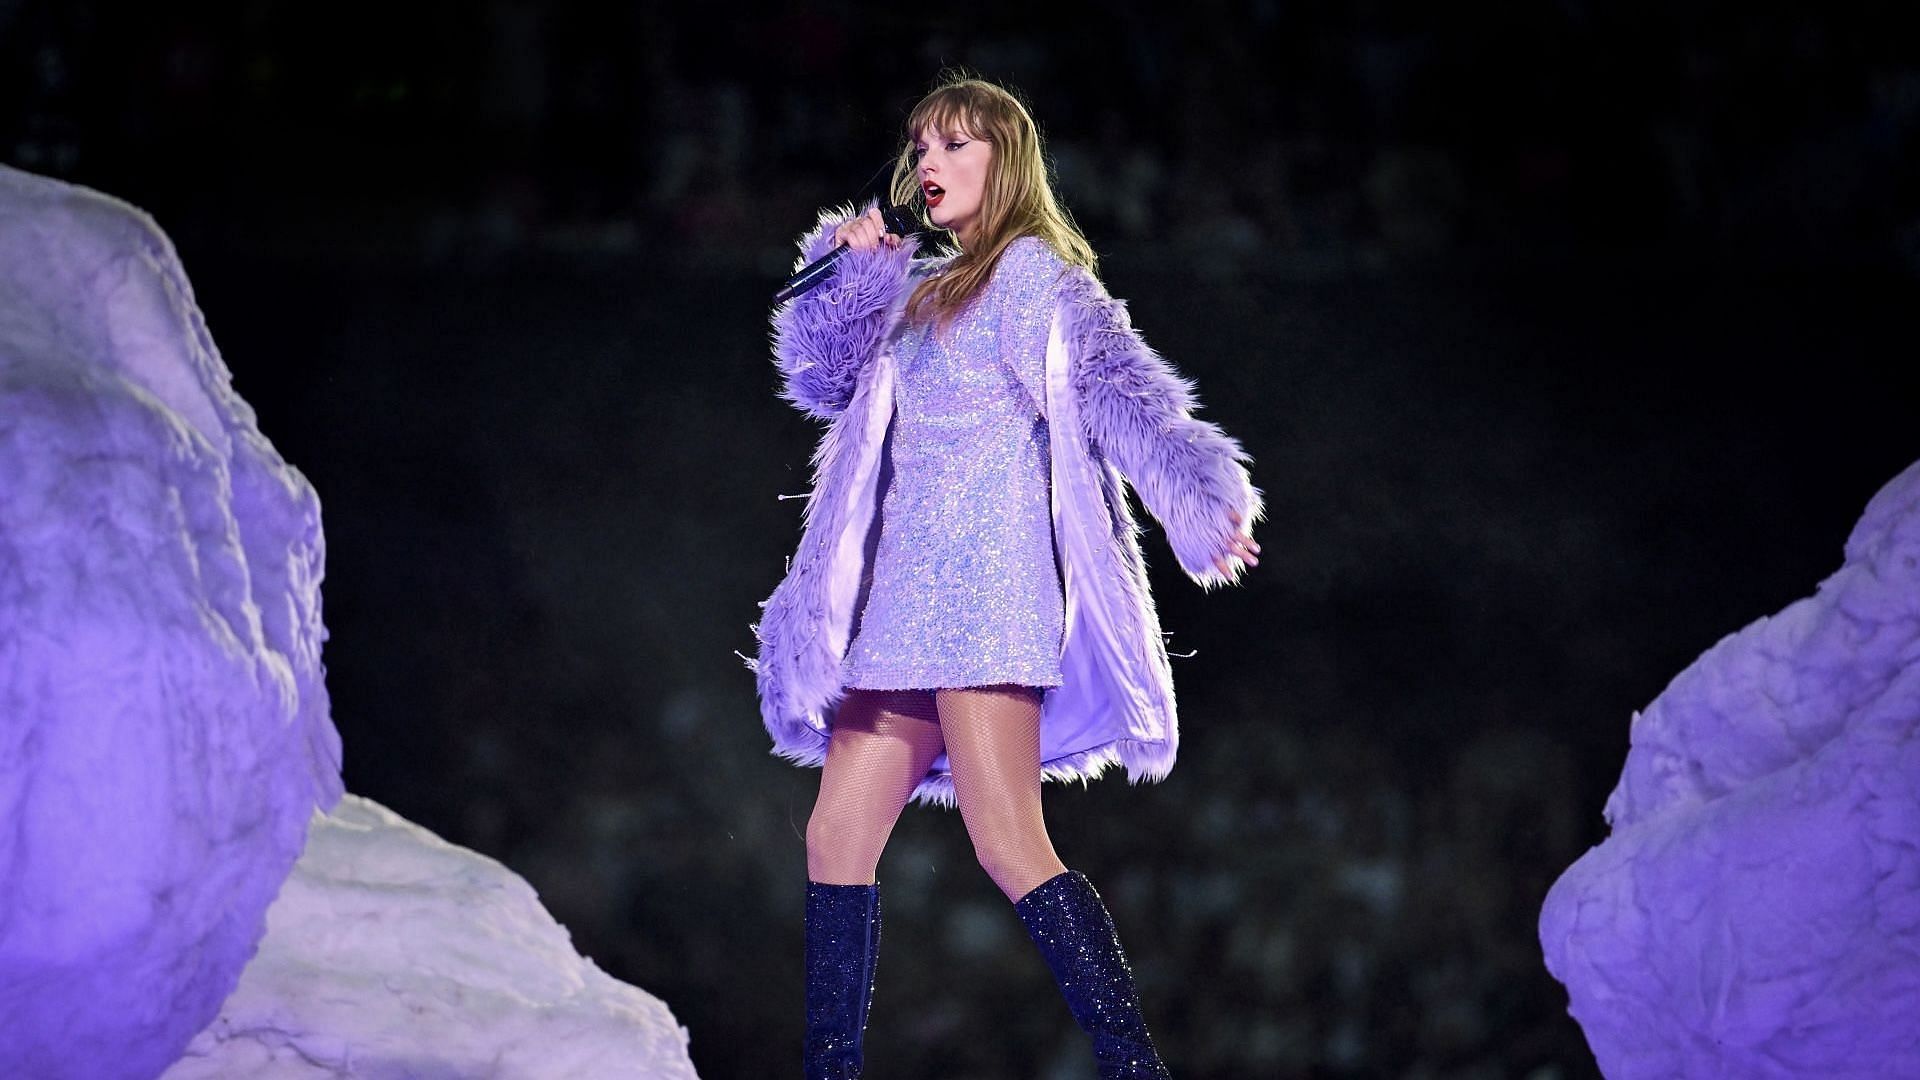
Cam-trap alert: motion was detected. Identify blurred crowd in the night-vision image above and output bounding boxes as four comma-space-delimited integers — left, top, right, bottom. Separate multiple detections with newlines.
5, 2, 1914, 1077
245, 247, 1876, 1077
4, 0, 1917, 274
496, 690, 1592, 1078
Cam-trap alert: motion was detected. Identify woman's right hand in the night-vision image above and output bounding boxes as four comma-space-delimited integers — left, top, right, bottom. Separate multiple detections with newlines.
1215, 511, 1261, 576
833, 207, 901, 251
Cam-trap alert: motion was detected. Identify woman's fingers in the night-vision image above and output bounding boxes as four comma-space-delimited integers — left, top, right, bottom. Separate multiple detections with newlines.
834, 209, 895, 252
834, 215, 871, 249
1215, 531, 1260, 575
1223, 513, 1261, 563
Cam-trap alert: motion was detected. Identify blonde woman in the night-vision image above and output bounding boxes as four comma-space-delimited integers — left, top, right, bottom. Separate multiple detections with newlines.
754, 74, 1260, 1079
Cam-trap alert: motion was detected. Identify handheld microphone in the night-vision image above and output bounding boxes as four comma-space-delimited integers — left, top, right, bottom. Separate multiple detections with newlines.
773, 204, 920, 305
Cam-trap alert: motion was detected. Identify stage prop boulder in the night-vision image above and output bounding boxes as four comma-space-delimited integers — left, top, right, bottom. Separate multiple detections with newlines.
1540, 460, 1920, 1079
161, 795, 700, 1079
0, 165, 700, 1079
0, 162, 345, 1080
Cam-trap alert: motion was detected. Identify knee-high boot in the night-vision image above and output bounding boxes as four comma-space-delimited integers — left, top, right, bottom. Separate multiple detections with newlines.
804, 881, 881, 1079
1015, 870, 1172, 1079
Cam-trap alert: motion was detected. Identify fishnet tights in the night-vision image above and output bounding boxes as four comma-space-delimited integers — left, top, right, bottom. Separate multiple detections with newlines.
807, 685, 1069, 903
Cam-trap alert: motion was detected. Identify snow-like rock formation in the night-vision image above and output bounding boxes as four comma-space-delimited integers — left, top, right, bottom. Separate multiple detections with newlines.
162, 795, 699, 1079
1540, 461, 1920, 1079
0, 164, 700, 1079
0, 163, 345, 1080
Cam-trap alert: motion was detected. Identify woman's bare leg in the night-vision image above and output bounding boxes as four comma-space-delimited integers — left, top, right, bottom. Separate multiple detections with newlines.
803, 690, 941, 1077
806, 688, 946, 885
940, 685, 1170, 1075
935, 684, 1069, 903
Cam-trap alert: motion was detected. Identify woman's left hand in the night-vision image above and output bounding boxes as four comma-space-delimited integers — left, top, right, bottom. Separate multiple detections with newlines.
1216, 511, 1260, 575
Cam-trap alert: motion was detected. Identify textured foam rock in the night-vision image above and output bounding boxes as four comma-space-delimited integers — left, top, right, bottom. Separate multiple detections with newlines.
162, 795, 700, 1079
0, 164, 345, 1080
1540, 460, 1920, 1079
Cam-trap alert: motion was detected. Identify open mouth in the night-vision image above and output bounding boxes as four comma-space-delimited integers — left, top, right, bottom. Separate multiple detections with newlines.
923, 182, 945, 208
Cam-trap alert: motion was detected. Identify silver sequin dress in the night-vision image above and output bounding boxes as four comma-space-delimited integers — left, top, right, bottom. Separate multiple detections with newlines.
842, 236, 1069, 690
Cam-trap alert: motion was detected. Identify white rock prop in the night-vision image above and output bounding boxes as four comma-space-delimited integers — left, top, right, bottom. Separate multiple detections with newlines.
0, 164, 700, 1079
1540, 460, 1920, 1079
162, 795, 700, 1079
0, 164, 345, 1079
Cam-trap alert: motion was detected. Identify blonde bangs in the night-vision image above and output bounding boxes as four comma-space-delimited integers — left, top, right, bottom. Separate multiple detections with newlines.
907, 94, 977, 147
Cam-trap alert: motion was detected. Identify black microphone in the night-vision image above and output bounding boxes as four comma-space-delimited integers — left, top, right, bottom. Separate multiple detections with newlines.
773, 205, 920, 305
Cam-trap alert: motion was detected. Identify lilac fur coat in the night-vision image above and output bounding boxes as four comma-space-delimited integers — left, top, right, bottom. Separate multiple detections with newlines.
753, 205, 1262, 806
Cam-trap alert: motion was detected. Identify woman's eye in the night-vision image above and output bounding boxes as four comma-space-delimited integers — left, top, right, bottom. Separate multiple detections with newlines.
946, 141, 966, 152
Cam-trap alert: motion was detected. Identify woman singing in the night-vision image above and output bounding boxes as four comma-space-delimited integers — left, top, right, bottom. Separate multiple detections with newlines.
753, 75, 1261, 1079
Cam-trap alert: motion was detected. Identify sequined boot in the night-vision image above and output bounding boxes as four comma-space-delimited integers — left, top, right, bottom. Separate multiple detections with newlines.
1015, 870, 1172, 1079
804, 881, 881, 1079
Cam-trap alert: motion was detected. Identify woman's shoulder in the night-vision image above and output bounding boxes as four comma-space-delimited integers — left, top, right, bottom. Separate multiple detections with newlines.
993, 235, 1078, 303
1002, 234, 1069, 273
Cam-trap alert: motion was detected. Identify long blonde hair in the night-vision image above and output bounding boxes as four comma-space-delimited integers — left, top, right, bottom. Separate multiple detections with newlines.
887, 74, 1097, 330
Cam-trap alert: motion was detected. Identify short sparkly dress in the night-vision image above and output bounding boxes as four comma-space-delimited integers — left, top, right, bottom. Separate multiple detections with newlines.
842, 236, 1068, 690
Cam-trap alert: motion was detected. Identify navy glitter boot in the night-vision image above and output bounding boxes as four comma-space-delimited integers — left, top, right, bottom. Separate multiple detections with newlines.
1015, 870, 1172, 1079
804, 882, 881, 1079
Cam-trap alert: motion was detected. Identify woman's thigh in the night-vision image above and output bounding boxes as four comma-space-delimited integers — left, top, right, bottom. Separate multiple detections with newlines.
933, 684, 1045, 793
935, 685, 1065, 899
807, 689, 946, 882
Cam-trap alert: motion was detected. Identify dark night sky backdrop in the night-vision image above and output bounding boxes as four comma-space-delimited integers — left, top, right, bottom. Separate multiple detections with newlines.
6, 2, 1917, 1077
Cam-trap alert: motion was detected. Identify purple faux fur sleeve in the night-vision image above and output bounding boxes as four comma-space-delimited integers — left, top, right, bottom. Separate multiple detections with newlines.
1059, 269, 1264, 589
771, 202, 920, 419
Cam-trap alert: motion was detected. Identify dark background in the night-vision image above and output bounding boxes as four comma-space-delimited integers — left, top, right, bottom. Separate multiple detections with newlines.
6, 2, 1917, 1077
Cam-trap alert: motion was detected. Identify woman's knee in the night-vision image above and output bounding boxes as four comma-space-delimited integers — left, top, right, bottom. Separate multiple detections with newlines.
805, 803, 888, 883
962, 814, 1055, 881
969, 840, 1064, 902
967, 840, 1019, 892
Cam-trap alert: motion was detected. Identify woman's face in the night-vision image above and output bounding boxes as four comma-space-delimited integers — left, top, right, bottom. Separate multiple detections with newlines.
913, 123, 991, 242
